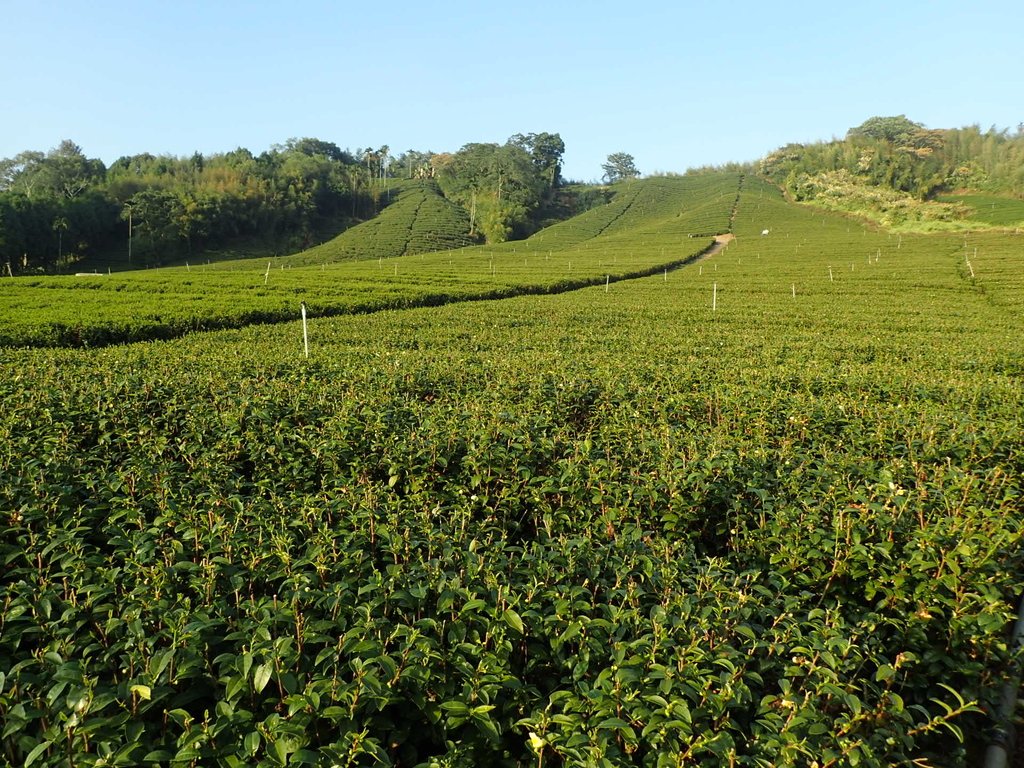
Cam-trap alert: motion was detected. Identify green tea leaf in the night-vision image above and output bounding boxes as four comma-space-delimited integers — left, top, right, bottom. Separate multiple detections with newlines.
25, 741, 53, 768
502, 608, 525, 634
253, 662, 273, 693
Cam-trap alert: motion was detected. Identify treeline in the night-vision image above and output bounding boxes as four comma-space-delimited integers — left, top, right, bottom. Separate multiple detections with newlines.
760, 115, 1024, 201
0, 139, 382, 272
0, 132, 567, 273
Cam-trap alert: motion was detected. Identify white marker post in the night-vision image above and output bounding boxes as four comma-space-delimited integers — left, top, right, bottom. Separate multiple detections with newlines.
300, 302, 309, 359
713, 282, 717, 312
829, 267, 834, 283
605, 274, 610, 292
264, 261, 271, 285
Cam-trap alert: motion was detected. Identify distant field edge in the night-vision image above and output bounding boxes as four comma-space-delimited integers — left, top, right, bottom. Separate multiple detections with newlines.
0, 238, 719, 351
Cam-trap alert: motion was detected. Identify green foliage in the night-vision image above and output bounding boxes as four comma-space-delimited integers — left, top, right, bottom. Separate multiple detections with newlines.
602, 152, 640, 184
509, 132, 566, 189
847, 115, 933, 147
761, 117, 1024, 214
0, 175, 738, 348
789, 169, 970, 228
435, 138, 554, 243
2, 173, 1023, 766
0, 139, 375, 272
0, 140, 104, 201
935, 193, 1024, 227
531, 174, 739, 252
295, 181, 477, 263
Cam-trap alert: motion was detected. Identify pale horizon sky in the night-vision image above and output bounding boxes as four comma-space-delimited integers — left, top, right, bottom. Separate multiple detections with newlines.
2, 0, 1021, 182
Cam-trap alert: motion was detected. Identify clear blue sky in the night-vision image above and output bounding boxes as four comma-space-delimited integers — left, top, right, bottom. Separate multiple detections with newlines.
2, 0, 1021, 182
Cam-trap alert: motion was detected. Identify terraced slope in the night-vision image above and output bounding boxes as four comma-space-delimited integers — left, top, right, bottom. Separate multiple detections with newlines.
936, 192, 1024, 227
528, 174, 740, 251
284, 180, 477, 265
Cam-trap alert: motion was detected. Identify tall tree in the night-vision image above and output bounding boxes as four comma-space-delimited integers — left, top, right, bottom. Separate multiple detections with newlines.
847, 115, 923, 144
52, 216, 68, 261
43, 140, 105, 199
0, 151, 46, 198
602, 152, 640, 183
436, 139, 546, 243
510, 132, 565, 189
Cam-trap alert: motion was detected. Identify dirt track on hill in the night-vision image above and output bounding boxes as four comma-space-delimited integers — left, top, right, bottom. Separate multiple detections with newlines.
692, 233, 735, 262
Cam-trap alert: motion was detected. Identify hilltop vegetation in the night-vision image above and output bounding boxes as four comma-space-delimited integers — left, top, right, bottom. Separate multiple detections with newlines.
0, 133, 572, 274
5, 116, 1023, 275
761, 115, 1024, 229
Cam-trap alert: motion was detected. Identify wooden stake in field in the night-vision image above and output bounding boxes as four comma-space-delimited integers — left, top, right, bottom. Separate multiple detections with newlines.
605, 274, 610, 292
264, 261, 271, 285
300, 302, 309, 359
792, 284, 796, 298
713, 282, 717, 311
829, 267, 834, 283
968, 261, 975, 277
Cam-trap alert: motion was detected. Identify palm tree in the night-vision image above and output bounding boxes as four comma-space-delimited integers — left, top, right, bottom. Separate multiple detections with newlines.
52, 216, 69, 263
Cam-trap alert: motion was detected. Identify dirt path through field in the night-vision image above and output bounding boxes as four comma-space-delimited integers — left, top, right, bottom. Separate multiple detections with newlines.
694, 233, 734, 262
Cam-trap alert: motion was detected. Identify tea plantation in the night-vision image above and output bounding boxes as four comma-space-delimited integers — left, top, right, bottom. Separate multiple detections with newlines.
289, 181, 478, 266
0, 176, 735, 349
2, 174, 1023, 767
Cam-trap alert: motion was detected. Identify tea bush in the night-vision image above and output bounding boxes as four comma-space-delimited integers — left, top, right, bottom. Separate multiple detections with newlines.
2, 173, 1022, 766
